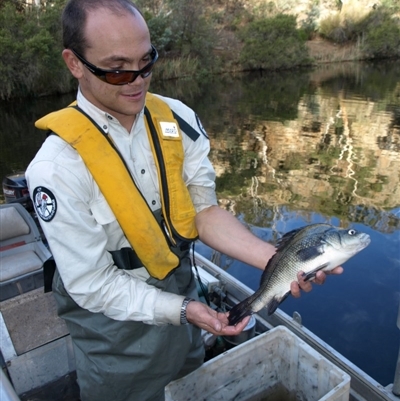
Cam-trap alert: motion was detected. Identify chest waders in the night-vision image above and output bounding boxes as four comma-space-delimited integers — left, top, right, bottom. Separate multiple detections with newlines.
36, 95, 205, 401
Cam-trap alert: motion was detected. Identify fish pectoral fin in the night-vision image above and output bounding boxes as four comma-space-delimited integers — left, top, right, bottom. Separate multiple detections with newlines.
296, 245, 324, 261
302, 263, 329, 281
267, 292, 290, 315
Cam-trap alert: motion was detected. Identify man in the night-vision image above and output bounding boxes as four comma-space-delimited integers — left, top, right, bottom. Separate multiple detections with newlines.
26, 1, 342, 400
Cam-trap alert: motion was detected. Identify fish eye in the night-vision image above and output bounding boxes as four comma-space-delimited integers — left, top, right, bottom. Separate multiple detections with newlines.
348, 229, 357, 235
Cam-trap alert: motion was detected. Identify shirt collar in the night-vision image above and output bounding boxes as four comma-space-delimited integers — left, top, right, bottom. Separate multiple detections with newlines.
76, 88, 145, 134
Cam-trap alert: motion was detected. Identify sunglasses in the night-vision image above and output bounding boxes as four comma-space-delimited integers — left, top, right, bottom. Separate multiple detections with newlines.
71, 45, 158, 85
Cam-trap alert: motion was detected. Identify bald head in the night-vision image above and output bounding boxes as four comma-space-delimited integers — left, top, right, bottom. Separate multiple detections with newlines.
62, 0, 143, 56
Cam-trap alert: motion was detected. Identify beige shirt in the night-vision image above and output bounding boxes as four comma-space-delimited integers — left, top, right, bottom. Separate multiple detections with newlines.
26, 89, 217, 326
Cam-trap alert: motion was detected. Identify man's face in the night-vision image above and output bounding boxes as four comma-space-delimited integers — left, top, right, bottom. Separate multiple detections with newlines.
74, 7, 152, 131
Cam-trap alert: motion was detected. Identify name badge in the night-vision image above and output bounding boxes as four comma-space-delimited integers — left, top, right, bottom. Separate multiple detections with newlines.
160, 122, 179, 138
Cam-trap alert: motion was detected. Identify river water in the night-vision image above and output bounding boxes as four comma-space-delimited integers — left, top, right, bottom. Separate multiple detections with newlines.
1, 60, 399, 387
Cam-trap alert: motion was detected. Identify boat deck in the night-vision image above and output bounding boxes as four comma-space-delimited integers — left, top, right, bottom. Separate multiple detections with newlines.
0, 288, 75, 400
19, 373, 80, 401
0, 288, 67, 355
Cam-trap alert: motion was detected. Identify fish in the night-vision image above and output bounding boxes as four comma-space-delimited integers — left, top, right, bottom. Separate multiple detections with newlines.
228, 223, 371, 325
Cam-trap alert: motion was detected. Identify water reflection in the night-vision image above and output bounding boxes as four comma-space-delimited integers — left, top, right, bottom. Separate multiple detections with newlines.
155, 62, 399, 232
0, 93, 76, 185
0, 61, 399, 386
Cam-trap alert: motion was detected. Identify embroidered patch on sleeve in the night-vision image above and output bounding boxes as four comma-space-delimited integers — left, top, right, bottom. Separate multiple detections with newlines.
33, 187, 57, 222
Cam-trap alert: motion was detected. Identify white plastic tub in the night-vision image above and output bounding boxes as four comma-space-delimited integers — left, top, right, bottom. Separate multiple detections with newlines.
166, 325, 350, 401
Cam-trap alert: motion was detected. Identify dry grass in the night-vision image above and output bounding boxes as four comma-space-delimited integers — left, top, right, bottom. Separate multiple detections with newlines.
306, 37, 362, 63
153, 56, 200, 81
340, 0, 374, 22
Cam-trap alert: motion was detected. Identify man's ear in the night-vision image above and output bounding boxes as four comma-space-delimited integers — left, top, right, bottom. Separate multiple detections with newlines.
62, 49, 84, 79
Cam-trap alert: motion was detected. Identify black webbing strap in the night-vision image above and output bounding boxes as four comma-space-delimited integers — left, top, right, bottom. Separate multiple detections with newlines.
172, 111, 200, 142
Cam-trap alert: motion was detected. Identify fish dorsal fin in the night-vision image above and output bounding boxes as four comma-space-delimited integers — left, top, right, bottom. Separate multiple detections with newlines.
275, 223, 333, 252
275, 227, 302, 250
260, 227, 307, 286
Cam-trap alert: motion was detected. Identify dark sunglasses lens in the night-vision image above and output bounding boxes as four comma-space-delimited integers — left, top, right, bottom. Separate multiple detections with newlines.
105, 64, 155, 85
103, 51, 157, 85
105, 71, 138, 85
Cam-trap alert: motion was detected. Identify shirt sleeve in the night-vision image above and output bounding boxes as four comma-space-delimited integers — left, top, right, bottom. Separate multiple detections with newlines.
26, 136, 184, 326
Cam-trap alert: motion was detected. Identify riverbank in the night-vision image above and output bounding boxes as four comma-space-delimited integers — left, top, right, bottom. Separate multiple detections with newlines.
1, 0, 399, 100
306, 38, 360, 63
154, 35, 366, 84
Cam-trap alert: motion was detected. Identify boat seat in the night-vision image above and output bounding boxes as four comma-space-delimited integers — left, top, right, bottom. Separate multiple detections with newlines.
1, 251, 43, 281
0, 203, 52, 301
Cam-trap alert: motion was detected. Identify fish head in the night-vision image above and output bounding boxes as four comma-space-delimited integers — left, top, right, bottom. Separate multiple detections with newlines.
323, 227, 371, 262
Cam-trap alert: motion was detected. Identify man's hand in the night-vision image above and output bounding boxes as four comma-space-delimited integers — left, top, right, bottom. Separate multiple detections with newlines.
290, 266, 344, 298
185, 300, 251, 335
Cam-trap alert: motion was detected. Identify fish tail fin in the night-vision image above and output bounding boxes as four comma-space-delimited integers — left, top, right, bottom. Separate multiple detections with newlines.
228, 300, 253, 326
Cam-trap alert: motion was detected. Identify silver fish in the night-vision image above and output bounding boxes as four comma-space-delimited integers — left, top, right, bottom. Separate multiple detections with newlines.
228, 223, 371, 325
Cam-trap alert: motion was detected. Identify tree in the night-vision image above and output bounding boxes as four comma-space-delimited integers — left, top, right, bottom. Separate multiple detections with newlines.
239, 14, 310, 71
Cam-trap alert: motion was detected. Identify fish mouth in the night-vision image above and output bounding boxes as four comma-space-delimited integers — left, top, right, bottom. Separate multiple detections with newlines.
340, 232, 371, 254
358, 233, 371, 249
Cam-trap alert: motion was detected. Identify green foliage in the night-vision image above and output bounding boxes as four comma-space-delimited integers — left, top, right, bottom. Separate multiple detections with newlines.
0, 0, 73, 100
145, 13, 177, 54
363, 19, 400, 58
138, 0, 218, 72
206, 0, 251, 32
358, 11, 400, 58
380, 0, 400, 13
239, 14, 310, 70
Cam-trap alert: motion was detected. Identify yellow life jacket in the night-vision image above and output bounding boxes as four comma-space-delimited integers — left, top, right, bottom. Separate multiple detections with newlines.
35, 93, 198, 279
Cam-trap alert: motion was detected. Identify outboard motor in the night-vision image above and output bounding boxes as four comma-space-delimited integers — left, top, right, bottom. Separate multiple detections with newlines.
2, 172, 33, 212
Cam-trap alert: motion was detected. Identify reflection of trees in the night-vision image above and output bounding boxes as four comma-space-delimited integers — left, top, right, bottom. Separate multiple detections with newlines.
206, 64, 400, 234
214, 128, 400, 233
0, 96, 64, 180
218, 194, 400, 234
348, 206, 400, 234
380, 106, 400, 152
314, 61, 400, 101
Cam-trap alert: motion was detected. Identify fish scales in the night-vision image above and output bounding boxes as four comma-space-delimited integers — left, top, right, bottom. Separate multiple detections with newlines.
228, 223, 370, 325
